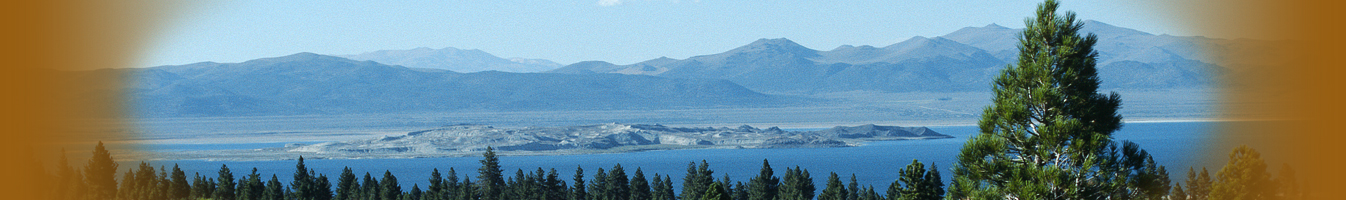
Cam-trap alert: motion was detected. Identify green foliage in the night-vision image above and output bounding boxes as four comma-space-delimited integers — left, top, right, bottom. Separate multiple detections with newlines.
679, 161, 715, 200
888, 160, 942, 200
171, 164, 191, 199
607, 164, 631, 200
476, 147, 506, 200
818, 173, 845, 200
459, 177, 478, 200
216, 164, 237, 200
700, 182, 730, 200
85, 142, 120, 200
650, 175, 675, 200
747, 160, 778, 200
240, 168, 264, 200
337, 167, 360, 200
777, 167, 813, 200
426, 169, 445, 200
264, 175, 285, 200
381, 171, 403, 200
1209, 145, 1273, 200
1185, 167, 1212, 200
946, 0, 1168, 199
1171, 183, 1187, 200
571, 167, 587, 200
630, 168, 651, 200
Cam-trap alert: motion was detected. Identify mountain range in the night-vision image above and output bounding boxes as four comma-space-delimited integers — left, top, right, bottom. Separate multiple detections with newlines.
550, 20, 1227, 92
124, 20, 1241, 117
340, 47, 562, 73
126, 53, 780, 117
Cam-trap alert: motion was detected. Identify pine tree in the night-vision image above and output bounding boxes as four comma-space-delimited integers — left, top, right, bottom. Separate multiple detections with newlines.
264, 175, 284, 200
846, 174, 858, 200
547, 168, 568, 200
701, 182, 730, 200
716, 175, 732, 200
1209, 145, 1274, 200
363, 172, 381, 200
427, 168, 445, 200
155, 166, 170, 200
477, 147, 506, 200
381, 171, 403, 200
216, 164, 237, 200
649, 174, 666, 200
338, 167, 360, 200
293, 156, 317, 200
193, 173, 209, 199
571, 167, 587, 200
1186, 167, 1212, 200
590, 168, 608, 200
446, 168, 461, 200
658, 176, 675, 200
241, 168, 264, 200
118, 169, 138, 200
317, 174, 334, 200
747, 160, 778, 200
629, 168, 651, 200
947, 0, 1168, 199
923, 163, 943, 199
407, 185, 423, 200
818, 173, 845, 200
731, 182, 748, 200
53, 149, 77, 200
607, 165, 631, 200
459, 177, 478, 200
1171, 183, 1187, 200
170, 164, 190, 200
778, 167, 814, 200
680, 161, 715, 200
890, 160, 940, 200
84, 142, 120, 200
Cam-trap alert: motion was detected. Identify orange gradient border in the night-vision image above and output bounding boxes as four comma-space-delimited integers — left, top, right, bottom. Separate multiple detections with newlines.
2, 0, 1342, 199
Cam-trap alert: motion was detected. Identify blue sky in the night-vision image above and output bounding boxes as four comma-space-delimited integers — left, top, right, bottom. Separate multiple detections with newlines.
138, 0, 1194, 67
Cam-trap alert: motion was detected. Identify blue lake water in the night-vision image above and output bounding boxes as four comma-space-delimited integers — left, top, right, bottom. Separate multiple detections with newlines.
149, 121, 1231, 193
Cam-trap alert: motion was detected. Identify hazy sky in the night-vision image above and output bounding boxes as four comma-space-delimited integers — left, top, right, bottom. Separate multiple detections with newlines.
138, 0, 1195, 67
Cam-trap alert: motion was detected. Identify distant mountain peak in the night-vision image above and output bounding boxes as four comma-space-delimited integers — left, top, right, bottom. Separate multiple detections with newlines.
1080, 20, 1153, 37
984, 23, 1009, 29
725, 38, 818, 57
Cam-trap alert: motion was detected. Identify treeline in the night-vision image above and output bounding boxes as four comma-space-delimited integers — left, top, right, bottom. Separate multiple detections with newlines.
48, 144, 951, 200
45, 142, 1310, 200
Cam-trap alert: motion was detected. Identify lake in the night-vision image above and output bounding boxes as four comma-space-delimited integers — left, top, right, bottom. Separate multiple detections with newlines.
149, 121, 1238, 193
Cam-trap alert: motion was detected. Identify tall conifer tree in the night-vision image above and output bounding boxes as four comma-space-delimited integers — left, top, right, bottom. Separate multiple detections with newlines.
571, 167, 587, 200
747, 160, 778, 200
337, 167, 360, 200
629, 168, 651, 200
84, 142, 119, 200
477, 147, 505, 200
216, 164, 237, 200
818, 173, 845, 200
947, 0, 1169, 198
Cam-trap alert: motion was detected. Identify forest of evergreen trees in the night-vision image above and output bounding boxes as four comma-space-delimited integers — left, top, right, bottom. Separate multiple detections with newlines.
45, 142, 1304, 200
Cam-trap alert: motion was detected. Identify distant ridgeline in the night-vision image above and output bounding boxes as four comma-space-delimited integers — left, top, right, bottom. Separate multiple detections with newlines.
114, 20, 1249, 118
153, 123, 952, 160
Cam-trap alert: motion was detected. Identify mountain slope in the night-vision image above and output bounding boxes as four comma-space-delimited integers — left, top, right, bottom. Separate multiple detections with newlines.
128, 53, 784, 117
546, 20, 1230, 92
340, 47, 561, 73
549, 37, 1006, 93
